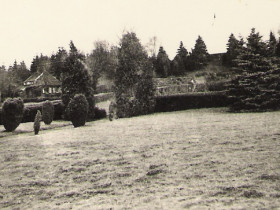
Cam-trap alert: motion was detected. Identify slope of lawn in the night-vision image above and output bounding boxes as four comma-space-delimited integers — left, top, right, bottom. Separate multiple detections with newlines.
0, 108, 279, 209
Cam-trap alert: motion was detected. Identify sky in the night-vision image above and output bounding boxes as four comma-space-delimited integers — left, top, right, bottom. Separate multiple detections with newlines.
0, 0, 279, 68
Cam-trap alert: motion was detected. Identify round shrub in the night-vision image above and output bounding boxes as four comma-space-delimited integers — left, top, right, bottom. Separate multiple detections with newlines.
34, 110, 41, 135
2, 98, 24, 131
42, 100, 54, 125
68, 94, 89, 127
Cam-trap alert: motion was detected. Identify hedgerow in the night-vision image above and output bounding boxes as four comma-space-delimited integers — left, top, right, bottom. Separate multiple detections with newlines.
1, 98, 24, 131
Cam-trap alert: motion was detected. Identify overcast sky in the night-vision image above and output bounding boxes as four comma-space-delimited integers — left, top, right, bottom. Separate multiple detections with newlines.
0, 0, 279, 68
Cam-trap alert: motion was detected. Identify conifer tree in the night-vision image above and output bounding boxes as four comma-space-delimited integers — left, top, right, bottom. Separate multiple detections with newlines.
275, 37, 280, 57
62, 41, 95, 119
114, 32, 155, 118
49, 47, 67, 80
268, 31, 277, 56
155, 46, 170, 77
223, 33, 244, 67
227, 28, 280, 112
189, 36, 209, 70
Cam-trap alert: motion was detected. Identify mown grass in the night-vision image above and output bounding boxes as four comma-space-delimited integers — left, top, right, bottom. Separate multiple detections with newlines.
0, 108, 279, 209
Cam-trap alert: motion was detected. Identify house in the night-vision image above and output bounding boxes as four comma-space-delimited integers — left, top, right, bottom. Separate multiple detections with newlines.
21, 71, 61, 98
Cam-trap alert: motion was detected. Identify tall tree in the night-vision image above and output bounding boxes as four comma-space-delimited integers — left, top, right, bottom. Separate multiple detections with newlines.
30, 54, 51, 73
223, 33, 245, 67
247, 28, 268, 56
189, 36, 209, 70
155, 46, 170, 77
114, 32, 155, 117
61, 41, 95, 118
86, 41, 118, 90
268, 31, 277, 56
171, 41, 189, 75
49, 47, 68, 80
275, 37, 280, 57
227, 28, 280, 112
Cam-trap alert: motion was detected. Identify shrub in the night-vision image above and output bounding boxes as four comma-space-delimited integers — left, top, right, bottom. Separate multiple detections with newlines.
154, 92, 229, 112
34, 110, 41, 135
42, 100, 54, 125
68, 94, 89, 127
93, 107, 107, 120
2, 98, 24, 131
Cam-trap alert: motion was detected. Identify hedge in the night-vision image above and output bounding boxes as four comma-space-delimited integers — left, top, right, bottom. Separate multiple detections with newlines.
154, 91, 230, 112
0, 100, 64, 125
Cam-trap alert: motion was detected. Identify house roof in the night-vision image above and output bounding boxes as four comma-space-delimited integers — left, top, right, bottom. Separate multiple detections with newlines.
24, 71, 61, 86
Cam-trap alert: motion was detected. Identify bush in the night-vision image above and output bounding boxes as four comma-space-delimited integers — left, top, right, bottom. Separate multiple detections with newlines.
34, 110, 41, 135
68, 94, 89, 127
42, 100, 54, 125
93, 107, 107, 120
154, 92, 229, 112
2, 98, 24, 131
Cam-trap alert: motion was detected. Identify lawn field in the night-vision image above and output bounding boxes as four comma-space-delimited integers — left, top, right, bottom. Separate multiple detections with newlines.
0, 108, 280, 209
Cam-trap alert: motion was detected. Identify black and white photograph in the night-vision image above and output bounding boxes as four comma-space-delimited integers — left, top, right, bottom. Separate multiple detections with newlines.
0, 0, 280, 209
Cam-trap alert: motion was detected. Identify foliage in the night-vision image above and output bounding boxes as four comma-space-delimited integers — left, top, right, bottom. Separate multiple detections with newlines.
276, 37, 280, 57
86, 41, 118, 91
227, 28, 280, 112
49, 47, 68, 80
171, 42, 189, 76
155, 46, 171, 77
33, 110, 41, 135
155, 92, 229, 112
222, 33, 245, 67
268, 31, 277, 56
2, 97, 24, 131
189, 36, 209, 70
61, 41, 95, 119
114, 32, 156, 118
93, 107, 107, 120
42, 100, 54, 125
67, 94, 89, 127
30, 54, 51, 74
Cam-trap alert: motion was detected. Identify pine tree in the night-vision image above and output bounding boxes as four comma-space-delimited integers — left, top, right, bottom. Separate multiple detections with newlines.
227, 28, 280, 112
155, 46, 170, 77
223, 33, 244, 67
62, 41, 95, 119
276, 37, 280, 57
247, 28, 268, 56
268, 31, 277, 56
189, 36, 209, 70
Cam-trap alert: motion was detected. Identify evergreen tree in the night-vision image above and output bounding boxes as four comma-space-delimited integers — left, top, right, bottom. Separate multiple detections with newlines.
247, 28, 268, 56
275, 37, 280, 57
227, 28, 280, 112
155, 46, 170, 77
268, 31, 277, 56
30, 54, 51, 73
189, 36, 209, 70
49, 47, 67, 80
114, 32, 155, 118
62, 41, 95, 119
223, 33, 244, 67
233, 28, 272, 73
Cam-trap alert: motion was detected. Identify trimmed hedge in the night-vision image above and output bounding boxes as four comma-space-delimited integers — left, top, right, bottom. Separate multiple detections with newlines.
42, 100, 54, 125
68, 94, 89, 127
2, 98, 24, 131
0, 100, 64, 125
155, 91, 230, 112
93, 107, 107, 120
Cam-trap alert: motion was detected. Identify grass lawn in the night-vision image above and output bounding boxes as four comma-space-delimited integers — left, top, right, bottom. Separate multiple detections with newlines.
0, 108, 279, 209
